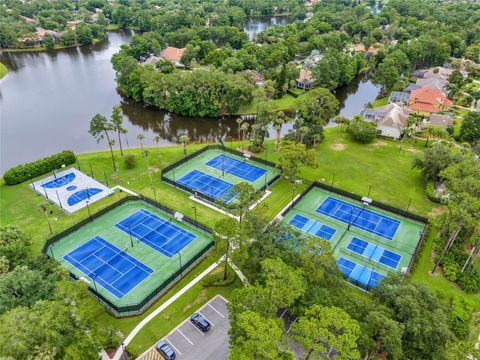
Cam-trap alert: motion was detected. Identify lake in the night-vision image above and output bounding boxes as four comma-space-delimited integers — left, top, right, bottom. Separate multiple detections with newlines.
244, 16, 292, 41
0, 30, 380, 173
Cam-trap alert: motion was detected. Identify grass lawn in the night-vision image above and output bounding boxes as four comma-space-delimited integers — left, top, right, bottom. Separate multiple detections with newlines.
371, 96, 389, 108
236, 93, 300, 114
0, 63, 7, 79
1, 38, 105, 53
126, 264, 241, 356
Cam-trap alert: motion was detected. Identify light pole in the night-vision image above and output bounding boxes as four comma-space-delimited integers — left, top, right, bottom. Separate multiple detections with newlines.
29, 174, 35, 190
192, 206, 197, 223
128, 222, 133, 247
86, 200, 92, 222
151, 186, 157, 205
91, 274, 99, 301
177, 250, 183, 277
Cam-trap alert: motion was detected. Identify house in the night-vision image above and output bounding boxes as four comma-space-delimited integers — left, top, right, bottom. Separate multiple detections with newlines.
350, 43, 366, 53
415, 77, 448, 93
360, 103, 410, 140
305, 0, 321, 8
66, 20, 81, 30
408, 88, 452, 116
296, 68, 314, 90
428, 114, 454, 128
304, 50, 323, 69
142, 55, 160, 66
388, 91, 410, 106
160, 47, 186, 67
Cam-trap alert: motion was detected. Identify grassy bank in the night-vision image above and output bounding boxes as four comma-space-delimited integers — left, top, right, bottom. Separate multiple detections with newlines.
0, 37, 105, 53
0, 63, 7, 79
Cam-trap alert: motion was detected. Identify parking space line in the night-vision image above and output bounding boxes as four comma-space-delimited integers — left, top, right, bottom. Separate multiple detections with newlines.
198, 312, 215, 326
208, 303, 225, 318
166, 340, 183, 356
188, 321, 205, 336
177, 329, 194, 344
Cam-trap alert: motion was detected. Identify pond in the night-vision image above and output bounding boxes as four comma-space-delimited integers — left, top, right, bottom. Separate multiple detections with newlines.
0, 31, 380, 173
244, 16, 292, 41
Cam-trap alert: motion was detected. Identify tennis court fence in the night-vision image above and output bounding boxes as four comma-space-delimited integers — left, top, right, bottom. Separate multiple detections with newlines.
281, 181, 429, 274
42, 195, 214, 317
161, 144, 280, 207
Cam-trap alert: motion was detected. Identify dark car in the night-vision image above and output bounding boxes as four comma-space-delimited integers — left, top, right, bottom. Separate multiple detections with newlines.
155, 341, 175, 360
190, 313, 211, 332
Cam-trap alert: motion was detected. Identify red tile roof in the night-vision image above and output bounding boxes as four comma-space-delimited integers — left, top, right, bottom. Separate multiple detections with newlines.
408, 88, 451, 113
160, 47, 186, 63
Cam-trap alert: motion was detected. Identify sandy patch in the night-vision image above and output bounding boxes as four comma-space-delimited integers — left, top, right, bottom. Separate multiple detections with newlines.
330, 143, 346, 151
428, 207, 445, 218
370, 140, 387, 148
148, 166, 160, 173
403, 147, 422, 154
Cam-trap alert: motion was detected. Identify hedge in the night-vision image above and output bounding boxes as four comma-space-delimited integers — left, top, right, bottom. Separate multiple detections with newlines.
3, 150, 76, 185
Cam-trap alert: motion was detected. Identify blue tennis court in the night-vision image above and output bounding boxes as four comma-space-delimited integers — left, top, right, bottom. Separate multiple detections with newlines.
347, 237, 402, 269
206, 154, 267, 182
317, 197, 400, 240
289, 214, 336, 240
116, 209, 197, 258
63, 236, 153, 298
337, 257, 384, 287
177, 170, 235, 202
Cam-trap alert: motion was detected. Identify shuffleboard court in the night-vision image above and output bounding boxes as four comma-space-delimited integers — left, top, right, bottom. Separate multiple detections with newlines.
177, 170, 235, 202
41, 172, 76, 188
206, 154, 267, 182
64, 236, 153, 298
317, 197, 400, 240
347, 237, 402, 269
289, 214, 337, 241
337, 257, 385, 287
116, 209, 197, 258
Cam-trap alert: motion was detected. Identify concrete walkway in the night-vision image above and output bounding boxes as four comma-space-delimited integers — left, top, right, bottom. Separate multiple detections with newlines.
111, 256, 225, 360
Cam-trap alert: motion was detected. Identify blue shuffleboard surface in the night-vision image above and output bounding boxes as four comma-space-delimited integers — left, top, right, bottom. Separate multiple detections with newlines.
116, 209, 197, 258
63, 236, 153, 298
289, 214, 336, 241
177, 170, 235, 202
317, 197, 400, 240
346, 237, 401, 269
206, 154, 267, 182
41, 172, 76, 188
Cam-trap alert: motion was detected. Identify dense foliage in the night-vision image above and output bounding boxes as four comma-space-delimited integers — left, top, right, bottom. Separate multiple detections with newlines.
3, 150, 76, 185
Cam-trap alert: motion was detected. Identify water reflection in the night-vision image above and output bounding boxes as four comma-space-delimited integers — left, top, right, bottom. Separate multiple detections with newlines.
244, 16, 292, 41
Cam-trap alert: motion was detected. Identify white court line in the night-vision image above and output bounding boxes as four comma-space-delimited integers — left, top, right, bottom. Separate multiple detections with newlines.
177, 329, 194, 344
165, 339, 182, 355
198, 312, 215, 326
188, 321, 205, 336
208, 303, 225, 318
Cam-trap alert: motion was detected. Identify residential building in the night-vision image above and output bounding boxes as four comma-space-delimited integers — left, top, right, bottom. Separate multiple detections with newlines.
421, 113, 453, 129
296, 68, 314, 90
388, 91, 410, 106
160, 47, 186, 67
360, 103, 410, 140
408, 88, 452, 116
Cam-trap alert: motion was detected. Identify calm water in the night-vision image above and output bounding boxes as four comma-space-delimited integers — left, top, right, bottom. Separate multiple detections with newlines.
244, 16, 292, 41
0, 30, 380, 173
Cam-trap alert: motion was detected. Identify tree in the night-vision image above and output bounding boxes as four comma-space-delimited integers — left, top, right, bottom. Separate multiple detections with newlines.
137, 133, 145, 155
61, 29, 77, 46
89, 114, 116, 171
76, 23, 93, 45
178, 135, 189, 158
346, 116, 377, 143
229, 310, 291, 360
292, 305, 361, 360
261, 258, 306, 310
277, 141, 318, 182
412, 142, 462, 180
0, 226, 30, 270
459, 112, 480, 146
236, 118, 243, 141
240, 122, 249, 150
38, 202, 53, 235
110, 105, 125, 156
422, 125, 449, 147
227, 182, 260, 224
214, 218, 239, 281
43, 34, 55, 50
154, 135, 161, 155
273, 111, 287, 151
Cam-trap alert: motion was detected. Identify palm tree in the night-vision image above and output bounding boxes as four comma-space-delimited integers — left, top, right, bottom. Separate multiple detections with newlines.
38, 202, 53, 235
423, 125, 449, 147
274, 111, 286, 151
179, 135, 189, 158
111, 105, 126, 156
236, 118, 243, 140
240, 122, 249, 150
299, 126, 309, 144
137, 133, 145, 155
154, 135, 161, 155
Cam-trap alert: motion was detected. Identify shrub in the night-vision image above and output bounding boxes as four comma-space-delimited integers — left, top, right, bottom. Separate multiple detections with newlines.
346, 116, 377, 143
3, 150, 76, 185
442, 261, 460, 281
450, 296, 473, 339
458, 271, 480, 293
124, 154, 136, 169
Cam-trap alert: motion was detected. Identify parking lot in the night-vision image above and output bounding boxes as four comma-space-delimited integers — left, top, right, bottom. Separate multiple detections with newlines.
138, 295, 230, 360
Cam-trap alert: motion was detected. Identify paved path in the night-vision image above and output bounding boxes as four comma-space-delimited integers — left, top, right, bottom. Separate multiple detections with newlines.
111, 256, 225, 360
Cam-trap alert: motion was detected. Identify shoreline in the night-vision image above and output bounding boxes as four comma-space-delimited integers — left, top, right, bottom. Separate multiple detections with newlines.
0, 62, 7, 79
0, 36, 106, 53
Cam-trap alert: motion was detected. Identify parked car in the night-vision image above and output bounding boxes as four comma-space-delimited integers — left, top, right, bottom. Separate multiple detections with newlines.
156, 341, 175, 360
190, 313, 211, 332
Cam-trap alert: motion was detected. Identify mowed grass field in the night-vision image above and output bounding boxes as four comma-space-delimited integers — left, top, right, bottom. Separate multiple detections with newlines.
2, 126, 478, 330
